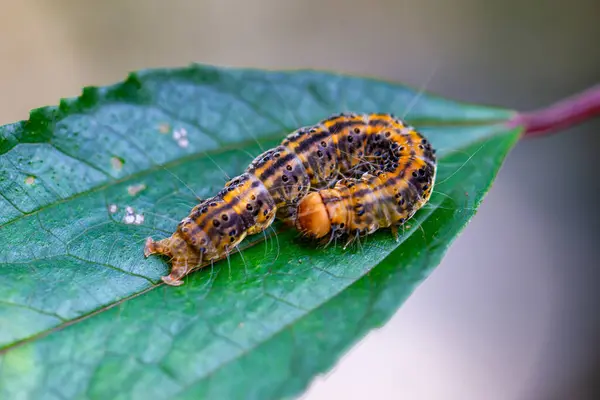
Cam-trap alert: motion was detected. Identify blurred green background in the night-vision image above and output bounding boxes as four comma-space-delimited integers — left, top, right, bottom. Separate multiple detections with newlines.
1, 1, 599, 399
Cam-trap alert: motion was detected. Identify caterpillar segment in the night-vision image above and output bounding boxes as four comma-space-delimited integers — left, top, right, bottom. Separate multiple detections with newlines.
295, 115, 436, 248
145, 113, 437, 285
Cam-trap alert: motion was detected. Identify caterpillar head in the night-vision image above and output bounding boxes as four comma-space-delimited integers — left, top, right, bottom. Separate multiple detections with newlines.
296, 190, 347, 240
296, 192, 330, 239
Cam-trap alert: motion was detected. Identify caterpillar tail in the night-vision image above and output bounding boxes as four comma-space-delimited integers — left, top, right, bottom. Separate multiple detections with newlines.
144, 234, 202, 286
144, 172, 277, 286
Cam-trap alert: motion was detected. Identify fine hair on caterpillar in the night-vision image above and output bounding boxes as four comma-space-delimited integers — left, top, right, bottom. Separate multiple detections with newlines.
145, 112, 437, 286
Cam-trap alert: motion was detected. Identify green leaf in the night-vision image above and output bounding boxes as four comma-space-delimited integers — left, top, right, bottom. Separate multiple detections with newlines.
0, 64, 521, 399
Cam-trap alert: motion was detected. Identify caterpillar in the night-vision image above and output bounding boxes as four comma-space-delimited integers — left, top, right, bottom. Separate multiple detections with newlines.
144, 113, 437, 286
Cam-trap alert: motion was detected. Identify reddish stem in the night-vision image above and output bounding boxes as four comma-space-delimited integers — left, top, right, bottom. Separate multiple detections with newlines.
508, 84, 600, 137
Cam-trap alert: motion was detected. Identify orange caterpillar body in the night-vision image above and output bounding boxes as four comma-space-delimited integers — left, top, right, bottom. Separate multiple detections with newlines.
145, 113, 437, 285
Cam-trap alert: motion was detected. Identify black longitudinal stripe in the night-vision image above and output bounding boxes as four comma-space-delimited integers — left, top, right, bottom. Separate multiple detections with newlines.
202, 179, 263, 222
294, 129, 333, 154
205, 192, 274, 240
351, 174, 403, 199
295, 119, 368, 154
367, 118, 390, 127
336, 169, 433, 206
346, 192, 416, 216
333, 155, 427, 200
256, 150, 298, 182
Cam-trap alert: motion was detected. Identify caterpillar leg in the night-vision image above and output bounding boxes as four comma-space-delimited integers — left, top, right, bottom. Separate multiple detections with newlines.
391, 226, 400, 243
342, 230, 360, 250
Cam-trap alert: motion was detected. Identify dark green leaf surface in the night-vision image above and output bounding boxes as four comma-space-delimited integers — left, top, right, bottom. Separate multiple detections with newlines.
0, 65, 521, 399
